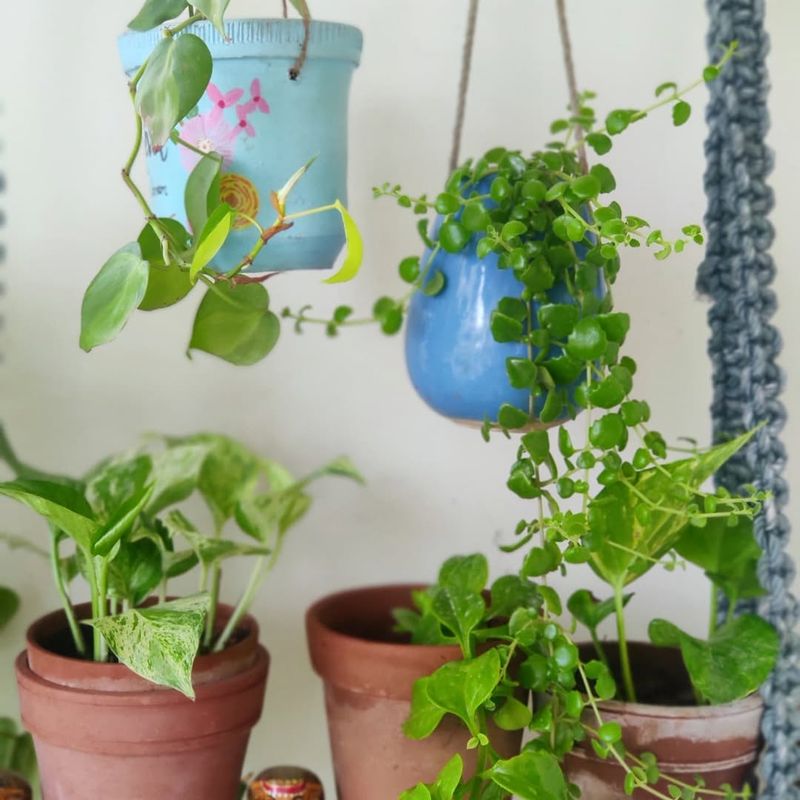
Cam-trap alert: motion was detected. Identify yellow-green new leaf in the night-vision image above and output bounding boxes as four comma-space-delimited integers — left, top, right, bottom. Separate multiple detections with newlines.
276, 157, 316, 216
323, 200, 364, 284
191, 204, 233, 280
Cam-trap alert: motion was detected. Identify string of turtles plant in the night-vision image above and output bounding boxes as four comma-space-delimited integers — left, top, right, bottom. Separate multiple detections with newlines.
80, 0, 364, 366
285, 42, 780, 799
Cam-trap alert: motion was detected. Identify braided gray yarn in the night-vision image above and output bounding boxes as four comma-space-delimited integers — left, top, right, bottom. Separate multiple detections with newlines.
699, 1, 800, 796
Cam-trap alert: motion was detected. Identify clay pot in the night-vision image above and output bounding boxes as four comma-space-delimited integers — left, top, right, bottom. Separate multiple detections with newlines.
306, 584, 522, 800
16, 603, 269, 800
565, 643, 763, 799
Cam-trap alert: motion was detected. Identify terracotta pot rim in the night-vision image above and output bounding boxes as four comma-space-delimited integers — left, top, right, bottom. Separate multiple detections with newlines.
15, 644, 269, 708
567, 745, 760, 772
24, 601, 260, 687
306, 583, 462, 656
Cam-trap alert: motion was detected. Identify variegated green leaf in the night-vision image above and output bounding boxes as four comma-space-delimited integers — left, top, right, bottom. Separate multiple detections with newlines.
0, 479, 98, 551
588, 428, 759, 587
89, 594, 210, 698
163, 510, 271, 565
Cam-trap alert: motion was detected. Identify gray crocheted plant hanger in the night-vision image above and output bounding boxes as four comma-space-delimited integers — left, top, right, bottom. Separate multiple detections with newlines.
699, 0, 800, 797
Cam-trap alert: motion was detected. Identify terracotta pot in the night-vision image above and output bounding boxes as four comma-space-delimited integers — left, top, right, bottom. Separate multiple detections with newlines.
16, 603, 269, 800
565, 643, 763, 799
306, 584, 522, 800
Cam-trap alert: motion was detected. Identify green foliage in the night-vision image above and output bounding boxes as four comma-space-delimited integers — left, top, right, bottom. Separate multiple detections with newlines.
89, 594, 210, 698
137, 34, 212, 148
0, 429, 361, 694
80, 244, 149, 352
189, 284, 280, 365
389, 41, 765, 800
649, 615, 779, 704
93, 1, 360, 366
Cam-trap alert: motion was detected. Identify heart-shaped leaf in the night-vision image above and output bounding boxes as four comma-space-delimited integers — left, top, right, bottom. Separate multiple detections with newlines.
136, 34, 212, 147
189, 283, 281, 365
80, 244, 149, 351
88, 594, 210, 698
649, 614, 779, 704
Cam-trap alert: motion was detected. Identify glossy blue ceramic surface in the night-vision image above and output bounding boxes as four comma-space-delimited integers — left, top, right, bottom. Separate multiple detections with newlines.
405, 239, 580, 425
119, 19, 362, 272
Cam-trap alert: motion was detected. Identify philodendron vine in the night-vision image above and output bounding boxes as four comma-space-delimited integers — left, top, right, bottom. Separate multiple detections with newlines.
278, 41, 777, 800
0, 429, 362, 698
80, 0, 363, 367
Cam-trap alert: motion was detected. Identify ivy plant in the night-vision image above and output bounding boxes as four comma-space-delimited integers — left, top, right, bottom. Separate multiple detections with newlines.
0, 428, 363, 698
81, 0, 362, 366
300, 42, 781, 800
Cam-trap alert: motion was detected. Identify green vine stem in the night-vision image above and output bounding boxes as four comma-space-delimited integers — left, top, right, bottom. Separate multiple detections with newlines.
614, 582, 637, 703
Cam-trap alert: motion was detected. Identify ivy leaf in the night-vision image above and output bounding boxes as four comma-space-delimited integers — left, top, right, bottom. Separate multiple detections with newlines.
438, 554, 488, 595
136, 34, 212, 148
129, 0, 188, 31
192, 0, 232, 37
323, 201, 364, 284
430, 585, 485, 654
485, 750, 568, 800
649, 615, 779, 704
88, 594, 210, 698
404, 677, 446, 740
80, 244, 149, 351
189, 283, 280, 365
426, 650, 502, 730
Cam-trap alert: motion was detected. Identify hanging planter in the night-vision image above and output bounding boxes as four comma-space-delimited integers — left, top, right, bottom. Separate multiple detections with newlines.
78, 2, 365, 367
118, 18, 363, 272
306, 585, 523, 799
405, 209, 595, 429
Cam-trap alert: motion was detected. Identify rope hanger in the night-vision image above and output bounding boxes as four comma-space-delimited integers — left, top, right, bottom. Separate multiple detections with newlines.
448, 0, 585, 173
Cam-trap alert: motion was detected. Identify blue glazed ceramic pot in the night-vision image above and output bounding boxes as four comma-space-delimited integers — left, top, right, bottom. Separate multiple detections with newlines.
119, 19, 362, 272
405, 242, 581, 427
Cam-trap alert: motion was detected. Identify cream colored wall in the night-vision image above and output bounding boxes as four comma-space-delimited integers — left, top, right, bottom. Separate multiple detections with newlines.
0, 0, 798, 790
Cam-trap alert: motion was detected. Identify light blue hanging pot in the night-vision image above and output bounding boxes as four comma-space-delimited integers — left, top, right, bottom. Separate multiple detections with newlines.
118, 19, 363, 273
405, 237, 585, 428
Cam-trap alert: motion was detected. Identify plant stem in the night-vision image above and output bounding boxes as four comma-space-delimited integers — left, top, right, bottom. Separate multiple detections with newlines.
49, 531, 85, 657
213, 556, 268, 652
95, 559, 109, 662
708, 583, 719, 638
164, 12, 204, 37
614, 582, 636, 702
82, 553, 103, 662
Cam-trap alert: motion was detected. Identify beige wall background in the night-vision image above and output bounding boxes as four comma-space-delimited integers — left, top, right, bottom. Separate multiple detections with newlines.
0, 0, 798, 790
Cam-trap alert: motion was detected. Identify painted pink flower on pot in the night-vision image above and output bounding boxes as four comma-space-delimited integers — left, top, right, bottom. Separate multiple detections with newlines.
178, 80, 271, 172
